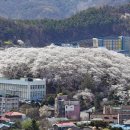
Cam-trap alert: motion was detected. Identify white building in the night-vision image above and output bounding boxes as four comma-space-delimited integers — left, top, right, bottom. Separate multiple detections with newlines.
61, 43, 79, 48
0, 93, 19, 115
0, 78, 46, 101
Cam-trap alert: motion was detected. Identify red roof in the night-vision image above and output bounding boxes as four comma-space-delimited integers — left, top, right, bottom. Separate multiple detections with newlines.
4, 112, 24, 117
0, 117, 10, 122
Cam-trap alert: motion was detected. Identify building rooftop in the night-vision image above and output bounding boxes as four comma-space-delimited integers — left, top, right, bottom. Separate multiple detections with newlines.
4, 112, 25, 117
0, 123, 10, 128
91, 118, 103, 121
0, 116, 10, 122
0, 77, 46, 85
124, 120, 130, 125
48, 117, 68, 125
110, 124, 130, 130
54, 122, 76, 127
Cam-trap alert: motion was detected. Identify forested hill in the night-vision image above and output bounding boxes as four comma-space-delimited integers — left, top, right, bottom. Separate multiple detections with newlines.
0, 0, 129, 19
1, 4, 130, 47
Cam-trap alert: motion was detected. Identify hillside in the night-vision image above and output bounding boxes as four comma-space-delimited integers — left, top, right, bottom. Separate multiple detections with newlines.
0, 46, 130, 103
0, 0, 129, 19
0, 4, 130, 46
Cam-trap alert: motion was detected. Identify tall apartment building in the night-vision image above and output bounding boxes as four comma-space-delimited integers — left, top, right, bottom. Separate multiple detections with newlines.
93, 36, 130, 56
55, 94, 80, 120
0, 94, 19, 115
0, 78, 46, 101
55, 94, 68, 117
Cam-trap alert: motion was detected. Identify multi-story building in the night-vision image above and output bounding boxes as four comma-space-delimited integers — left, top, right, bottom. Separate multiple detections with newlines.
90, 114, 118, 123
0, 78, 46, 101
0, 94, 19, 115
55, 94, 68, 117
103, 105, 130, 123
64, 100, 80, 121
93, 36, 130, 56
55, 94, 80, 121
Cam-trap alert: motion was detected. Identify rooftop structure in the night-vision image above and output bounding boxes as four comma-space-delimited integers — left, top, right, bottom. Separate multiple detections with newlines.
0, 78, 46, 101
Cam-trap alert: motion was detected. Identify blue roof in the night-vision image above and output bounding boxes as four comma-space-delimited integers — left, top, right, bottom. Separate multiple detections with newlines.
110, 124, 130, 130
0, 123, 10, 128
0, 124, 5, 128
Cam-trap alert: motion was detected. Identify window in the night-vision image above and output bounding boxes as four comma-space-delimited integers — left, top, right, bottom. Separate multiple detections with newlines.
31, 86, 33, 89
104, 117, 109, 119
113, 117, 117, 119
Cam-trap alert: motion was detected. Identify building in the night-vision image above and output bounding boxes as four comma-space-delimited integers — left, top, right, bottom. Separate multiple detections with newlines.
110, 124, 130, 130
0, 123, 10, 130
103, 105, 121, 115
0, 93, 19, 115
64, 101, 80, 121
55, 94, 68, 117
93, 36, 130, 56
90, 114, 118, 123
0, 78, 46, 101
53, 122, 79, 130
4, 112, 26, 122
0, 116, 10, 123
50, 43, 80, 48
0, 116, 15, 129
61, 43, 80, 48
55, 94, 80, 121
48, 117, 69, 126
103, 105, 130, 123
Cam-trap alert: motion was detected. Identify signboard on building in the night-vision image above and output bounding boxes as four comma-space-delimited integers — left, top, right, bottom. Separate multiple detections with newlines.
65, 105, 74, 111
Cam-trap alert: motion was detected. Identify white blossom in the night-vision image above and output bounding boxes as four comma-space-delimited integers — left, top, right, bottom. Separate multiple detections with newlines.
0, 46, 130, 98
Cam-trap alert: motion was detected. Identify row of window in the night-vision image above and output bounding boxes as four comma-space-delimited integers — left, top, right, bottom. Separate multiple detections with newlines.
0, 83, 27, 88
30, 85, 44, 89
0, 103, 18, 105
30, 91, 44, 97
104, 117, 117, 120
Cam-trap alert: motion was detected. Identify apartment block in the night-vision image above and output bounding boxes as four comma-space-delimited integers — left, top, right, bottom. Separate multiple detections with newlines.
0, 94, 19, 115
93, 36, 130, 56
0, 78, 46, 101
